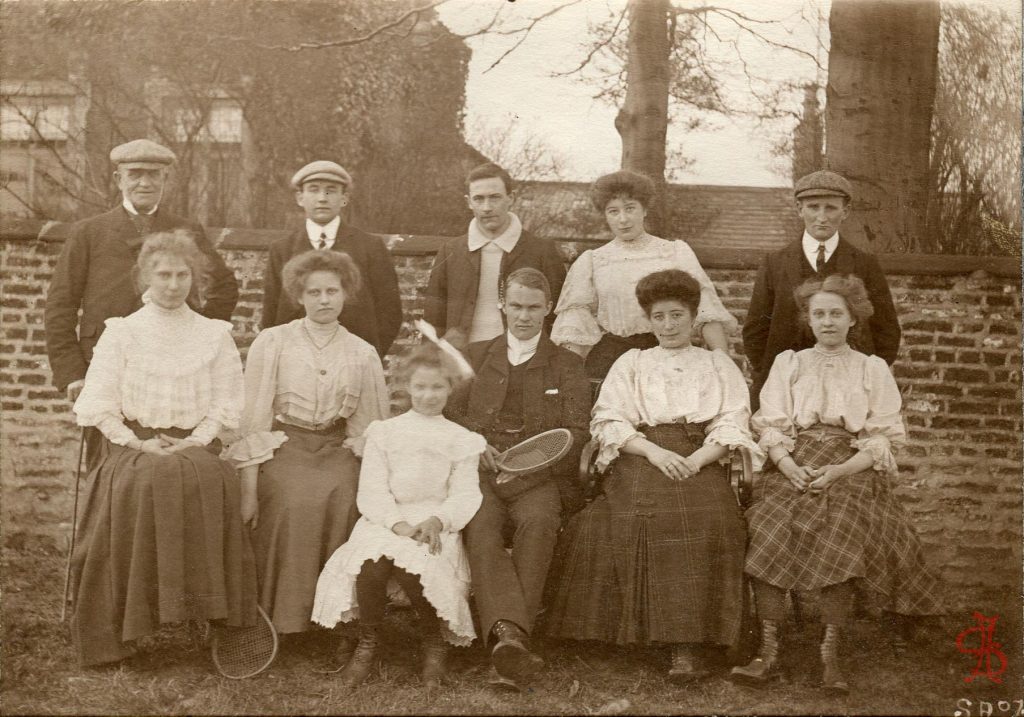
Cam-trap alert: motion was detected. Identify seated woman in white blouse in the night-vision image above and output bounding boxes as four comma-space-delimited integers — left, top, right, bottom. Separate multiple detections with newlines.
71, 231, 256, 667
545, 269, 759, 684
550, 170, 735, 378
225, 251, 390, 638
731, 274, 942, 694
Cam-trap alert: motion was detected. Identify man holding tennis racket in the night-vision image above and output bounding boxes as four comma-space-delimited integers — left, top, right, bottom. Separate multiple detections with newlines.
447, 267, 589, 690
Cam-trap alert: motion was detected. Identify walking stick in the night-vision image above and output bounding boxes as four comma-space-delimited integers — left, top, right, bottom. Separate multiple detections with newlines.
61, 428, 86, 623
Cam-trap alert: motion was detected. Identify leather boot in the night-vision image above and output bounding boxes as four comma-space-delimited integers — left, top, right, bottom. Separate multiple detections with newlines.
420, 632, 448, 687
820, 623, 849, 694
339, 624, 379, 689
729, 619, 780, 685
491, 620, 544, 682
668, 643, 709, 685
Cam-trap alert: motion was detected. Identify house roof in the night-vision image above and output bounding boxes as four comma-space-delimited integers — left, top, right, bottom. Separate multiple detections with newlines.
516, 180, 801, 254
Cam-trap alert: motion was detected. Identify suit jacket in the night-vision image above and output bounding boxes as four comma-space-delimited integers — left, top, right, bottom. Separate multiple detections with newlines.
44, 205, 239, 392
742, 235, 901, 404
422, 229, 566, 345
446, 333, 589, 501
261, 223, 403, 357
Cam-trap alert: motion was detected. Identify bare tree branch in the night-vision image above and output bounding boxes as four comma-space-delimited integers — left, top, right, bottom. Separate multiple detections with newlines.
552, 4, 628, 78
479, 0, 587, 74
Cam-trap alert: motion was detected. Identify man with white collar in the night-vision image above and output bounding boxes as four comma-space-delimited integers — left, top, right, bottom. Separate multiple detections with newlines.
446, 268, 588, 690
423, 163, 566, 350
261, 160, 402, 357
742, 169, 900, 409
45, 139, 239, 406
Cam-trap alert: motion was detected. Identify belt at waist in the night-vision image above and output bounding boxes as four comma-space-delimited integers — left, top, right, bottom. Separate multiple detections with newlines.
797, 424, 855, 441
124, 420, 192, 441
273, 416, 347, 435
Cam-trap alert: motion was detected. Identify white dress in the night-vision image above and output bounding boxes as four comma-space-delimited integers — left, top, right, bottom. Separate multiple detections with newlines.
312, 410, 486, 645
551, 233, 737, 348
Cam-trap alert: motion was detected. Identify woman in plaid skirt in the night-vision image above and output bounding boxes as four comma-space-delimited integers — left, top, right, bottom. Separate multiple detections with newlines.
546, 269, 760, 684
731, 274, 942, 694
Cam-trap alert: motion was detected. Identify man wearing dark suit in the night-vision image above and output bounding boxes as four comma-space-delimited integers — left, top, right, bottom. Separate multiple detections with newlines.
261, 160, 402, 357
446, 268, 588, 691
742, 170, 901, 409
423, 163, 566, 350
45, 138, 239, 404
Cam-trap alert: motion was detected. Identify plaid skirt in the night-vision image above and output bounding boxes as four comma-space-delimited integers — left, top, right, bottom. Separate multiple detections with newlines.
545, 423, 746, 646
744, 425, 943, 615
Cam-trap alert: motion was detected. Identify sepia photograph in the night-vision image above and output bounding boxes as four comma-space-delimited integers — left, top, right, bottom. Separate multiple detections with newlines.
0, 0, 1020, 714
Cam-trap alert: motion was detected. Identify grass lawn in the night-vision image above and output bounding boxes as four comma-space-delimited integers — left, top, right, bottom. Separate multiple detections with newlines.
3, 535, 1020, 715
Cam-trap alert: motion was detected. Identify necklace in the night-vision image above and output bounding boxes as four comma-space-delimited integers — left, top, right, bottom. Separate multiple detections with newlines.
301, 319, 340, 351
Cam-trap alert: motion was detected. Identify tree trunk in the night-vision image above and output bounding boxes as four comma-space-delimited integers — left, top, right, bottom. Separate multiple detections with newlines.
615, 0, 670, 235
825, 0, 940, 252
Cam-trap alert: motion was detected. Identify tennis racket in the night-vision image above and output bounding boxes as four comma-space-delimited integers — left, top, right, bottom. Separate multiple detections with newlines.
211, 604, 278, 679
494, 428, 573, 483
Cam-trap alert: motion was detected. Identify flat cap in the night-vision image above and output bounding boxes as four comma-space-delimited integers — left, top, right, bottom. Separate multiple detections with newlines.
110, 139, 176, 168
291, 160, 353, 190
794, 169, 853, 200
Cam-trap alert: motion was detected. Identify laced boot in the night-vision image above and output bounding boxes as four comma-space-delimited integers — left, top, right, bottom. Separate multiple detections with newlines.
339, 624, 379, 689
668, 643, 709, 685
491, 620, 544, 682
420, 631, 448, 687
820, 623, 849, 694
729, 619, 781, 685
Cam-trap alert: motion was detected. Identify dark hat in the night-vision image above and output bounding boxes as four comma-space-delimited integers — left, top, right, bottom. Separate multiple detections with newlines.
110, 139, 176, 168
794, 170, 853, 200
291, 160, 353, 190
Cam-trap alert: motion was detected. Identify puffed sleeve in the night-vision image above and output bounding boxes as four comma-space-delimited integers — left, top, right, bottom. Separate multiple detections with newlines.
188, 324, 244, 445
590, 350, 644, 470
551, 250, 603, 348
752, 350, 799, 453
356, 422, 405, 530
73, 319, 137, 446
672, 241, 738, 334
343, 344, 390, 456
705, 351, 763, 466
434, 429, 486, 532
852, 355, 906, 476
224, 328, 288, 467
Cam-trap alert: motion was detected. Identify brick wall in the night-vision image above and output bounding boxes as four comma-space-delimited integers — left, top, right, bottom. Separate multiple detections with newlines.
1, 229, 1020, 610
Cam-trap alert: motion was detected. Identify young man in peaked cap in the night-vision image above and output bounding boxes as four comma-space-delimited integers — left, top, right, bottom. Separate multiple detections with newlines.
742, 169, 901, 409
261, 160, 402, 357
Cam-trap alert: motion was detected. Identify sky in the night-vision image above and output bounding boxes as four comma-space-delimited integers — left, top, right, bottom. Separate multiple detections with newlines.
437, 0, 829, 187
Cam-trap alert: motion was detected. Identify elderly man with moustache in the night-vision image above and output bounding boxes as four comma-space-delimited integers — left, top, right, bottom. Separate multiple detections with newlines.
742, 170, 901, 410
446, 267, 589, 691
45, 139, 239, 464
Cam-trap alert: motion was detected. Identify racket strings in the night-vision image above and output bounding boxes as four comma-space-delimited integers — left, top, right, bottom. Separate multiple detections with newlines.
212, 607, 277, 679
496, 429, 572, 473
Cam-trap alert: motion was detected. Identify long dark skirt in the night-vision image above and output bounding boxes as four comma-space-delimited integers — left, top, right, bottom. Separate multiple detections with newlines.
744, 424, 943, 615
252, 421, 360, 633
71, 424, 257, 667
584, 332, 657, 380
545, 423, 747, 646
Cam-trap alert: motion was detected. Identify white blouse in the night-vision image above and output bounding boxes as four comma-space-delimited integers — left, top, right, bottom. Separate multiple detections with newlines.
752, 346, 906, 476
357, 411, 485, 532
591, 345, 760, 470
551, 234, 737, 348
225, 319, 390, 468
73, 302, 243, 446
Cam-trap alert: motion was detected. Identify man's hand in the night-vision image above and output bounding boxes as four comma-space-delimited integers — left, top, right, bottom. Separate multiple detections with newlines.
66, 379, 85, 403
480, 444, 501, 473
412, 516, 443, 555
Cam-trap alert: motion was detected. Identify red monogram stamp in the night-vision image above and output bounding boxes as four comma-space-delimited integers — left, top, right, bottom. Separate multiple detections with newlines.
955, 612, 1009, 684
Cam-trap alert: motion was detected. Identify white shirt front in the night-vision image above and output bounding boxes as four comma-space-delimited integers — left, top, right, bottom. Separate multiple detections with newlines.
506, 330, 540, 366
802, 231, 839, 271
122, 197, 158, 216
306, 216, 341, 250
467, 213, 524, 343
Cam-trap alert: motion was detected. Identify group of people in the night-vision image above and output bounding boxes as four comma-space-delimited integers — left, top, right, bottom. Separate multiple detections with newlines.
45, 138, 942, 696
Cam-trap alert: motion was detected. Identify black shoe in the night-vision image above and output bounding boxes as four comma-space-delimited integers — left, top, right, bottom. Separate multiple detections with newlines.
420, 633, 448, 687
485, 664, 522, 692
730, 619, 781, 687
667, 644, 709, 685
490, 620, 544, 682
339, 624, 379, 689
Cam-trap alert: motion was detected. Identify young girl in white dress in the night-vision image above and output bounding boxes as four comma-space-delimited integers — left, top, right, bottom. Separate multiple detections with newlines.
312, 344, 485, 688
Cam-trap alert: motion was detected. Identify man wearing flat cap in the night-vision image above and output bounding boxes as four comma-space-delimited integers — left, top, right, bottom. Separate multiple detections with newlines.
261, 160, 402, 357
45, 138, 239, 416
742, 169, 901, 409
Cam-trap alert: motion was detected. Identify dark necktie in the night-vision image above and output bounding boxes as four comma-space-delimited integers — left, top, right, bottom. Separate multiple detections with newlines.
317, 232, 328, 251
816, 243, 826, 273
127, 212, 153, 249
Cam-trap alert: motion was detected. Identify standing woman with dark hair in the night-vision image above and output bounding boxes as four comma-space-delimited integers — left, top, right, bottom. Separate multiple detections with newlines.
732, 274, 941, 694
70, 231, 256, 667
226, 250, 389, 637
551, 170, 736, 378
